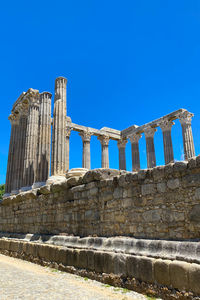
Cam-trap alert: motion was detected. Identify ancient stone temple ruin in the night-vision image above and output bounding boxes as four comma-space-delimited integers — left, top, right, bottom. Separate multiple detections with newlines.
1, 76, 200, 299
4, 76, 195, 196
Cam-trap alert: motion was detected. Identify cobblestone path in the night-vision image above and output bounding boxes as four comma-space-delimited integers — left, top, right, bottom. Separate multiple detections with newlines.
0, 254, 148, 300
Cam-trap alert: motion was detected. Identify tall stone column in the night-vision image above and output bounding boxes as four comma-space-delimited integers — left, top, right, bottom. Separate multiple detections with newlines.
129, 133, 142, 172
66, 127, 71, 171
17, 105, 28, 190
79, 131, 92, 169
5, 114, 19, 195
179, 111, 195, 160
23, 93, 40, 189
51, 77, 67, 176
11, 114, 21, 193
144, 127, 157, 168
117, 139, 127, 170
160, 120, 174, 164
98, 135, 110, 168
35, 92, 52, 186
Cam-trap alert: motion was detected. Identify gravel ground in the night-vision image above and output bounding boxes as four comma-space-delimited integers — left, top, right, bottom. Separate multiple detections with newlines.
0, 254, 149, 300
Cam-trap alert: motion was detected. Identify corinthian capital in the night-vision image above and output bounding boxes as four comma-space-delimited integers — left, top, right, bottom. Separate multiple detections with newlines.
79, 130, 92, 142
8, 113, 19, 125
178, 111, 194, 126
98, 135, 110, 146
66, 127, 72, 138
159, 120, 175, 132
117, 138, 128, 149
144, 127, 157, 138
128, 133, 142, 144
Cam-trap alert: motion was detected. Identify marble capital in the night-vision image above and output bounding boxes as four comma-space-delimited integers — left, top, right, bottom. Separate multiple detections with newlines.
117, 139, 127, 149
98, 135, 110, 146
66, 127, 72, 138
159, 120, 175, 132
129, 133, 142, 144
79, 131, 92, 142
144, 127, 157, 138
178, 111, 194, 126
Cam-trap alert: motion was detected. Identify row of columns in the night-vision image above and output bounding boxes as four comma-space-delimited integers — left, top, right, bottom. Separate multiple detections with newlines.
5, 91, 52, 195
128, 112, 195, 171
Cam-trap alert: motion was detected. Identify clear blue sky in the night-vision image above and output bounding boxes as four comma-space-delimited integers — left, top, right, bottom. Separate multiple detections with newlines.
1, 0, 200, 184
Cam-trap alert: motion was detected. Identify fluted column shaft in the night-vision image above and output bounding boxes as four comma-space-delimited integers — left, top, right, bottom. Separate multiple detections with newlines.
11, 116, 21, 192
36, 92, 52, 183
160, 120, 174, 164
51, 77, 67, 176
18, 110, 28, 189
129, 133, 142, 171
66, 127, 71, 171
144, 127, 157, 168
80, 131, 91, 169
179, 112, 195, 160
98, 136, 110, 168
5, 115, 19, 194
117, 139, 127, 170
24, 96, 40, 188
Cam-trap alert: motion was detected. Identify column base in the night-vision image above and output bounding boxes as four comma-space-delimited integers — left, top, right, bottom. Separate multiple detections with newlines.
66, 168, 88, 178
32, 182, 46, 189
11, 189, 19, 195
2, 193, 10, 199
20, 186, 32, 192
46, 175, 67, 185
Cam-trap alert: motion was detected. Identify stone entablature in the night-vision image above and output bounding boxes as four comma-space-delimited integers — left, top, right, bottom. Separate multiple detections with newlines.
4, 77, 196, 197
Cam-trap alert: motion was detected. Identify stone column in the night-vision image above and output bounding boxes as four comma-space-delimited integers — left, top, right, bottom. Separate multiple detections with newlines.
117, 139, 127, 170
98, 135, 110, 168
160, 120, 174, 164
17, 105, 28, 190
79, 131, 92, 169
179, 111, 195, 160
51, 77, 67, 176
23, 93, 40, 189
11, 114, 21, 193
144, 127, 157, 168
35, 92, 52, 186
5, 114, 19, 195
66, 127, 71, 171
129, 133, 142, 172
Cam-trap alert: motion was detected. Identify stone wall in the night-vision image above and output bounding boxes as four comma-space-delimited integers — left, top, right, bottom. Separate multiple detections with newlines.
1, 156, 200, 240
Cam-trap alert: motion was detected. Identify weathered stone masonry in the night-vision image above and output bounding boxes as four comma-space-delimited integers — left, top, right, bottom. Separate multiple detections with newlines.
1, 157, 200, 239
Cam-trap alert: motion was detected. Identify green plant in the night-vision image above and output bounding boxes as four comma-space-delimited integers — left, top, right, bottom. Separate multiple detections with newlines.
0, 184, 5, 200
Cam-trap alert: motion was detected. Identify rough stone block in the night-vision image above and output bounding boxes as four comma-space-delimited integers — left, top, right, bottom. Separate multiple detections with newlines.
137, 256, 154, 283
141, 184, 155, 195
102, 252, 114, 274
78, 249, 88, 269
188, 263, 200, 294
87, 250, 95, 271
94, 251, 104, 273
157, 182, 166, 193
113, 253, 127, 276
189, 205, 200, 223
126, 255, 139, 279
154, 259, 171, 286
169, 260, 189, 291
167, 179, 180, 190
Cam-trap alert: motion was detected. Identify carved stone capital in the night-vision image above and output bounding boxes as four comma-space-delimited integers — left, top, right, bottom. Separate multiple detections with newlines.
144, 127, 157, 138
79, 131, 92, 142
66, 127, 72, 138
98, 135, 110, 146
117, 139, 128, 149
159, 120, 175, 132
178, 111, 194, 126
128, 133, 142, 144
8, 113, 19, 125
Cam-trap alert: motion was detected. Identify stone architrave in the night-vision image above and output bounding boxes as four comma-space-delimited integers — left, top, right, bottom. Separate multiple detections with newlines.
66, 127, 71, 171
117, 139, 127, 170
98, 135, 110, 168
23, 92, 40, 189
5, 114, 19, 194
35, 92, 52, 186
160, 120, 174, 165
144, 127, 157, 168
179, 111, 195, 160
51, 77, 67, 176
79, 131, 92, 169
129, 133, 142, 172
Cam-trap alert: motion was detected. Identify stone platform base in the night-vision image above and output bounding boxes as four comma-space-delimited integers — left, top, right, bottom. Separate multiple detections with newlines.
0, 234, 200, 299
